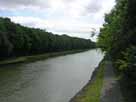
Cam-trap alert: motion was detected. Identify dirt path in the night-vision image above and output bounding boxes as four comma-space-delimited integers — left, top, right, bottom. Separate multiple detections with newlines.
100, 61, 123, 102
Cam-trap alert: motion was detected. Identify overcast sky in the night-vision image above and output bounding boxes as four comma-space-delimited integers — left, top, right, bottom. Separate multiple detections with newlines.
0, 0, 115, 40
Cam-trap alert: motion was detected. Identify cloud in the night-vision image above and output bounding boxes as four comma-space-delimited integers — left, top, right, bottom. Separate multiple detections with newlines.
0, 0, 116, 40
0, 0, 49, 10
10, 16, 95, 40
86, 0, 115, 14
86, 0, 103, 13
10, 16, 99, 33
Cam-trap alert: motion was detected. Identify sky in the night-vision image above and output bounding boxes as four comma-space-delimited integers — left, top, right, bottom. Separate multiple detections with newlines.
0, 0, 115, 41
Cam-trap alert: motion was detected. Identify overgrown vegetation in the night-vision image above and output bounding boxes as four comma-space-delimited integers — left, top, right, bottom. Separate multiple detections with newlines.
0, 17, 95, 60
97, 0, 136, 101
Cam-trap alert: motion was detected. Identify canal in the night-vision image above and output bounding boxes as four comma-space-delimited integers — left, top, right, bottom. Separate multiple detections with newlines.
0, 49, 103, 102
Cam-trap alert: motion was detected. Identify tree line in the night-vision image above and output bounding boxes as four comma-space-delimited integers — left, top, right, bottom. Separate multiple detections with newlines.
0, 17, 95, 59
97, 0, 136, 101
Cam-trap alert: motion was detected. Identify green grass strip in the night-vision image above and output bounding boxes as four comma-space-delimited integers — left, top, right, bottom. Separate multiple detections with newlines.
0, 49, 89, 65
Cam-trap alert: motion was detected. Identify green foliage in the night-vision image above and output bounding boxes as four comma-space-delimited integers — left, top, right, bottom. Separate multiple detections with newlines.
0, 17, 95, 59
116, 46, 136, 102
97, 0, 128, 55
0, 32, 13, 58
97, 0, 136, 101
116, 47, 136, 71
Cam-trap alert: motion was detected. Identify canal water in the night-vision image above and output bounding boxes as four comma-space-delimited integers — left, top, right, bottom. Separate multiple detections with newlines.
0, 49, 103, 102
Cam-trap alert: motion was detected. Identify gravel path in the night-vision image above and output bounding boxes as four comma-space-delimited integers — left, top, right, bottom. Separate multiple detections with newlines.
100, 61, 123, 102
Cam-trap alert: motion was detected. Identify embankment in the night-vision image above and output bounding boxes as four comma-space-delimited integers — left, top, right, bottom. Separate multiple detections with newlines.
70, 59, 105, 102
0, 49, 89, 66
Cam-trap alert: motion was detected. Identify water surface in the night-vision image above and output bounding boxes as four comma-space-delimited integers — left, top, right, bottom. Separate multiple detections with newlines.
0, 49, 103, 102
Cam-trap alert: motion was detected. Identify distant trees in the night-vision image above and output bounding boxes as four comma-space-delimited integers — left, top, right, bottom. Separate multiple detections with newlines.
0, 17, 95, 59
0, 32, 13, 57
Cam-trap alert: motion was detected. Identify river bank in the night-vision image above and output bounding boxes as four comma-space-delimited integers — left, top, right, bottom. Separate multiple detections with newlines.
70, 59, 105, 102
0, 49, 90, 66
70, 56, 123, 102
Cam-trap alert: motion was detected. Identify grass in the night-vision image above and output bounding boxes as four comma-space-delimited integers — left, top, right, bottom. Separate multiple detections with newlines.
0, 49, 89, 65
0, 57, 27, 65
71, 61, 105, 102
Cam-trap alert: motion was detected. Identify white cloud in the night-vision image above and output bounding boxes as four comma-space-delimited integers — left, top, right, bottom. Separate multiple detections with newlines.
0, 0, 116, 40
10, 16, 99, 33
0, 0, 49, 10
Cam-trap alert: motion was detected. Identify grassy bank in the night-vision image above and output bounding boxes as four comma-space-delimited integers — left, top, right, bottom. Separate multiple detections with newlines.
0, 49, 89, 65
70, 60, 105, 102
